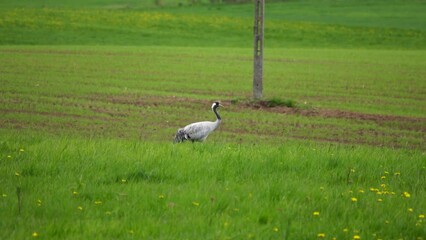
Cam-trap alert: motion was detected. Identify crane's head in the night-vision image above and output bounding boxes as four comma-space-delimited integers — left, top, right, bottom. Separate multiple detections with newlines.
211, 101, 223, 110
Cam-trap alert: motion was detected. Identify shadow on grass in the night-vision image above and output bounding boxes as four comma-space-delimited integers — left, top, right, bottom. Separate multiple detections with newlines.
119, 170, 170, 183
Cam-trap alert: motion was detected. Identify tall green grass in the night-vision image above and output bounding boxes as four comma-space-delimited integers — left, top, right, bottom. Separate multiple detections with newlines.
1, 136, 425, 239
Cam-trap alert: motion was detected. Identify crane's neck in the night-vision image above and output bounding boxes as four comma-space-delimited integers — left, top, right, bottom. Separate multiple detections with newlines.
213, 107, 221, 121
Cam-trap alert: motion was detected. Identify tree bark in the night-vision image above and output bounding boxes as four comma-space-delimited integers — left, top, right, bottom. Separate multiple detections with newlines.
253, 0, 264, 100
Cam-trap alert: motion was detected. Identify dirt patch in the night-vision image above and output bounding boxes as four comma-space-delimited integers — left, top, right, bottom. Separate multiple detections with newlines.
84, 94, 425, 131
240, 100, 425, 128
0, 48, 150, 58
0, 109, 113, 122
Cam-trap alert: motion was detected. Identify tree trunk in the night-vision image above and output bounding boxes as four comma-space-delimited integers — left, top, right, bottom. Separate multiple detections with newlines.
253, 0, 264, 100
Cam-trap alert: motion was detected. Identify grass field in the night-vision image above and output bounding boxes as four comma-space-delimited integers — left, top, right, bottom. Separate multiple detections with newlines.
1, 0, 425, 239
1, 46, 424, 147
1, 137, 425, 239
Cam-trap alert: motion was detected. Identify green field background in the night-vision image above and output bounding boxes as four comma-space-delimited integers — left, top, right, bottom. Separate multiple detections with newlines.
1, 0, 426, 48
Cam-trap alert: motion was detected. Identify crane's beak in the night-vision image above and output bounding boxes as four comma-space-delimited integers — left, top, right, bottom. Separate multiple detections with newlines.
219, 103, 225, 108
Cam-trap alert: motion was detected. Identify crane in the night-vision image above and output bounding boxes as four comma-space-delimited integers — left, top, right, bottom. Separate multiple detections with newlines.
174, 102, 223, 143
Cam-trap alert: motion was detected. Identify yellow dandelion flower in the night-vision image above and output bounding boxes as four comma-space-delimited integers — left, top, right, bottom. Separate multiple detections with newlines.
408, 208, 414, 212
313, 211, 320, 216
317, 233, 326, 238
394, 172, 401, 176
419, 214, 425, 219
19, 148, 25, 152
7, 155, 12, 158
343, 228, 349, 232
353, 235, 361, 239
32, 232, 39, 237
158, 194, 165, 199
15, 172, 20, 177
192, 201, 200, 207
403, 192, 411, 198
370, 188, 379, 192
37, 199, 42, 206
351, 197, 358, 202
94, 200, 102, 205
121, 179, 127, 183
358, 189, 365, 193
77, 206, 83, 210
380, 184, 386, 188
377, 198, 383, 202
381, 176, 386, 180
273, 227, 278, 232
384, 171, 389, 174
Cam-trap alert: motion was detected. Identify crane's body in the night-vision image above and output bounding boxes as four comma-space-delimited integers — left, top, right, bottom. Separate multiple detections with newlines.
174, 102, 223, 143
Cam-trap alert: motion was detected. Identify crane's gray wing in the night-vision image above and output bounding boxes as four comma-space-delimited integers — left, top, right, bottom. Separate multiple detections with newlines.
183, 121, 215, 141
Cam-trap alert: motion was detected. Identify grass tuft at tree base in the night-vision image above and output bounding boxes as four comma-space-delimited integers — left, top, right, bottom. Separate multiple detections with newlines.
263, 97, 297, 108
